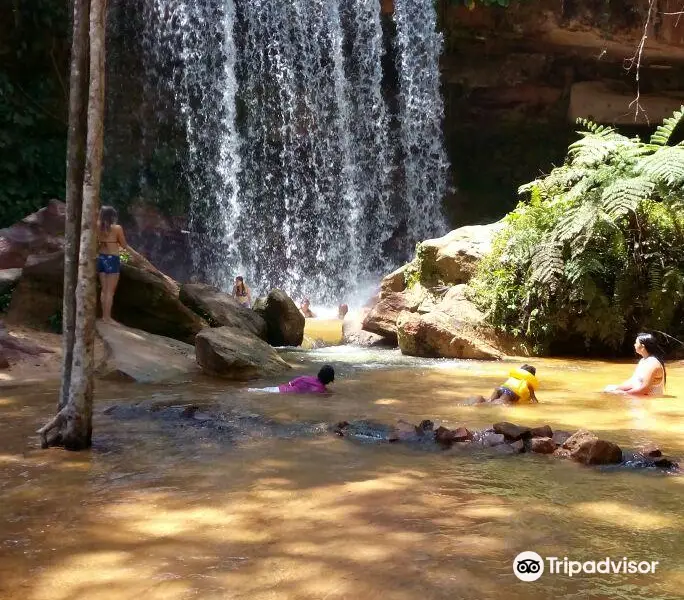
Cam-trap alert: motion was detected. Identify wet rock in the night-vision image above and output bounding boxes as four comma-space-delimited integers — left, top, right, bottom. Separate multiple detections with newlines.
529, 437, 557, 454
509, 440, 525, 453
333, 421, 350, 436
252, 289, 305, 347
561, 429, 597, 452
96, 321, 200, 383
530, 425, 553, 439
0, 268, 22, 296
180, 283, 267, 339
434, 425, 472, 448
0, 200, 65, 270
639, 443, 662, 458
489, 443, 517, 456
5, 252, 64, 330
653, 457, 679, 470
102, 405, 119, 415
342, 309, 393, 347
192, 411, 214, 423
481, 432, 506, 447
464, 395, 486, 405
0, 320, 54, 363
389, 420, 421, 442
362, 292, 419, 342
571, 439, 623, 466
418, 420, 434, 432
195, 326, 291, 379
0, 350, 9, 369
493, 422, 531, 442
380, 265, 407, 296
180, 405, 199, 418
552, 430, 573, 446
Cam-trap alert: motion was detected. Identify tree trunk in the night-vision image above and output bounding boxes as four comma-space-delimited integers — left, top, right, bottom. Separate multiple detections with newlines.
60, 0, 90, 411
39, 0, 107, 451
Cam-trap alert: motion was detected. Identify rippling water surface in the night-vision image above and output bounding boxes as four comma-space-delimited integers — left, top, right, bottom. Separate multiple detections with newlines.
1, 332, 683, 600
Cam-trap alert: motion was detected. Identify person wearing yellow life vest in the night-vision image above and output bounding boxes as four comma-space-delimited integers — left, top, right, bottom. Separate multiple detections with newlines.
489, 364, 539, 404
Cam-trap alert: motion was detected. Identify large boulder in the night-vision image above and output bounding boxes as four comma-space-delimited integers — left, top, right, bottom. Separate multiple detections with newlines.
96, 321, 199, 383
5, 252, 64, 330
180, 283, 267, 339
380, 265, 407, 297
252, 289, 304, 346
556, 429, 623, 465
195, 326, 291, 379
0, 200, 65, 270
361, 291, 420, 342
410, 222, 503, 287
397, 310, 504, 359
342, 309, 393, 347
112, 258, 205, 344
396, 284, 509, 359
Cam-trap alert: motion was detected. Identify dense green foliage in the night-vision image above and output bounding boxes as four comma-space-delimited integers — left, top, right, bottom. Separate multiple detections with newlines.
0, 2, 69, 227
472, 110, 684, 355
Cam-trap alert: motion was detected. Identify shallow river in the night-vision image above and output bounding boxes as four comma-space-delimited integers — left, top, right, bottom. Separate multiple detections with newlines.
1, 323, 683, 600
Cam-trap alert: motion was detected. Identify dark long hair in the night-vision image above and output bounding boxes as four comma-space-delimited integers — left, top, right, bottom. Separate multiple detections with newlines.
636, 332, 667, 386
99, 206, 118, 233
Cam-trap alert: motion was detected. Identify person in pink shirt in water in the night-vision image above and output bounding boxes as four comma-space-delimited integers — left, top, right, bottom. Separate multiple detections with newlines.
250, 365, 335, 394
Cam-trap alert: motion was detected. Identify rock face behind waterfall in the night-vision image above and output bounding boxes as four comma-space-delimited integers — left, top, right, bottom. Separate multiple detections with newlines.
252, 290, 304, 347
180, 283, 267, 340
195, 326, 291, 379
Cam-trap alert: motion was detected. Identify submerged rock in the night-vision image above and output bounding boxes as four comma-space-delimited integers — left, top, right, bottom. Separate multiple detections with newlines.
434, 425, 473, 448
195, 326, 290, 379
96, 321, 199, 383
639, 443, 662, 458
571, 439, 623, 465
252, 289, 304, 347
180, 283, 267, 339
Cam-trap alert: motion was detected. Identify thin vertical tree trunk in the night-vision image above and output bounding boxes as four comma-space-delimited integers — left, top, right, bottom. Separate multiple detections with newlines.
60, 0, 90, 411
39, 0, 107, 450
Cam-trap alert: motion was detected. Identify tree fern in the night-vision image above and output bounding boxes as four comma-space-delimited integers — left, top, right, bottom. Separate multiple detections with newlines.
636, 146, 684, 186
650, 106, 684, 146
569, 129, 634, 168
600, 177, 654, 219
529, 242, 564, 288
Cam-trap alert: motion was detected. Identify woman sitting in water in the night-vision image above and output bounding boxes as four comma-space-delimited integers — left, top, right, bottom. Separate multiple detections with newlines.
232, 276, 252, 308
604, 333, 666, 396
488, 364, 539, 404
250, 365, 335, 394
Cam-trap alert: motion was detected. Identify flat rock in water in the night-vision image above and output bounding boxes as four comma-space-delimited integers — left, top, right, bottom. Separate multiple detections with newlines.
195, 326, 291, 379
529, 437, 557, 454
180, 283, 267, 339
571, 439, 623, 465
493, 422, 531, 442
96, 321, 200, 383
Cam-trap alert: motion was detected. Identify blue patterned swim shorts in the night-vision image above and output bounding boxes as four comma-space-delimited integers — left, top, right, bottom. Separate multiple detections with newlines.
97, 254, 121, 274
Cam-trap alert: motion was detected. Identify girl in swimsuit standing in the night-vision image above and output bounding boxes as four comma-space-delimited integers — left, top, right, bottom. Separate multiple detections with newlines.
97, 206, 130, 323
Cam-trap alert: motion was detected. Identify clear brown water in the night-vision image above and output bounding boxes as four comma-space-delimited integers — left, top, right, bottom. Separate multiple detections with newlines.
1, 341, 684, 600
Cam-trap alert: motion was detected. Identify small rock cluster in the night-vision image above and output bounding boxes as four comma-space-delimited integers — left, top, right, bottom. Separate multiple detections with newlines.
334, 419, 680, 471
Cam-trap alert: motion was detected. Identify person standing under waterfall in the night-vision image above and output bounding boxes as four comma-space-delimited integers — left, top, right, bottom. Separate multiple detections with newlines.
97, 206, 131, 323
233, 276, 252, 308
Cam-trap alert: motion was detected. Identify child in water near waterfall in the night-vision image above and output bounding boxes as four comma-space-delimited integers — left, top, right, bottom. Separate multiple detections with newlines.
487, 364, 539, 404
248, 365, 335, 394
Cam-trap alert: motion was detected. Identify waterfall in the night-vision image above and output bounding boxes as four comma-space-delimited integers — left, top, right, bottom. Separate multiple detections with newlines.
138, 0, 449, 304
393, 0, 450, 246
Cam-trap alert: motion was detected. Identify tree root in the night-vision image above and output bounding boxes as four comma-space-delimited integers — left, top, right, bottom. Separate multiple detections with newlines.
37, 410, 66, 449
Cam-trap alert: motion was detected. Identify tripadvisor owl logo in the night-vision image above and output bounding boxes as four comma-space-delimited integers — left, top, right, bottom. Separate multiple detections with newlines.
513, 551, 660, 581
513, 551, 545, 582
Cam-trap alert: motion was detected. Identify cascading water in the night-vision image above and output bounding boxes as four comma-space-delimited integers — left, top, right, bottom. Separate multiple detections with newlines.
139, 0, 449, 303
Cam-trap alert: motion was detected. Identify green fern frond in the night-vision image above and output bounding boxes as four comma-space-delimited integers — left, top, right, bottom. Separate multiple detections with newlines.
529, 242, 564, 287
636, 146, 684, 186
568, 132, 634, 167
600, 177, 654, 218
554, 202, 600, 245
565, 255, 605, 285
650, 106, 684, 146
575, 118, 614, 136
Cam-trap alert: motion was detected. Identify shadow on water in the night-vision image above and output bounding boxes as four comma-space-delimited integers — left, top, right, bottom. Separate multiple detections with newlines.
1, 354, 684, 600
